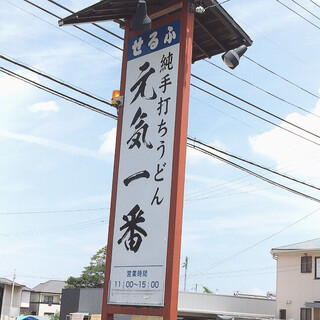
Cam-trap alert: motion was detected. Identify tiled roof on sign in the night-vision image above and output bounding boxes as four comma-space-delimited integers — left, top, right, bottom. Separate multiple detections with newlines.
59, 0, 252, 63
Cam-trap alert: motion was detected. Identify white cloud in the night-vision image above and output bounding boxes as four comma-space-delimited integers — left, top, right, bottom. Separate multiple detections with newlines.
29, 101, 60, 113
0, 127, 117, 162
0, 128, 97, 158
249, 101, 320, 178
187, 140, 225, 165
98, 127, 116, 158
0, 182, 32, 192
0, 70, 38, 97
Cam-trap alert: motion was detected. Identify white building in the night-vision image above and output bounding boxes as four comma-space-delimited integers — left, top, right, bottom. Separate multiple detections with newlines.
0, 278, 32, 320
271, 238, 320, 320
60, 288, 276, 320
30, 280, 66, 317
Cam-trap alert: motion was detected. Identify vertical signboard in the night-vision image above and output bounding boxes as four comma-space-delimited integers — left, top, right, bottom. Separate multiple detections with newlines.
108, 20, 181, 307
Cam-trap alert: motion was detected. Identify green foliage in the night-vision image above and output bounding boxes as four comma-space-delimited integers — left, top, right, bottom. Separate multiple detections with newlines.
50, 311, 60, 320
202, 285, 213, 294
66, 246, 106, 288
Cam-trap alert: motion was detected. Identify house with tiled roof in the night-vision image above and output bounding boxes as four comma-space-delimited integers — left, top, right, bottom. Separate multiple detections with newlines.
30, 280, 66, 317
0, 278, 32, 320
271, 238, 320, 320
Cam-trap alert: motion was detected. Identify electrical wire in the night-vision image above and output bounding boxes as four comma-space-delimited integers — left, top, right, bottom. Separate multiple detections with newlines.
25, 0, 320, 109
308, 0, 320, 9
188, 137, 320, 191
3, 0, 121, 61
22, 0, 320, 133
188, 206, 320, 277
187, 142, 320, 204
22, 0, 123, 51
204, 60, 320, 119
3, 66, 320, 206
0, 67, 118, 120
6, 48, 320, 151
0, 207, 109, 216
244, 55, 320, 99
289, 0, 320, 21
191, 83, 320, 148
192, 74, 320, 141
275, 0, 320, 31
0, 218, 108, 237
0, 54, 112, 106
46, 0, 124, 40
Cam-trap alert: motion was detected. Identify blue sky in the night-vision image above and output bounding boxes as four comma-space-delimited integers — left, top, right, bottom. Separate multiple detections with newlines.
1, 0, 320, 297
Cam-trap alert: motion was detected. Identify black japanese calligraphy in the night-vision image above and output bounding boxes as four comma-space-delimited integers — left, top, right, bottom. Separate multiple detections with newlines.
127, 107, 153, 149
124, 170, 150, 186
151, 187, 164, 206
118, 205, 147, 253
154, 163, 166, 182
157, 97, 170, 116
157, 140, 165, 160
158, 119, 168, 137
130, 62, 157, 104
160, 52, 173, 72
159, 74, 172, 94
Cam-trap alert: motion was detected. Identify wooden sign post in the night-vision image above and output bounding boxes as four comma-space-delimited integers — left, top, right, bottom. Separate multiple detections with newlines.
59, 1, 252, 319
102, 1, 194, 319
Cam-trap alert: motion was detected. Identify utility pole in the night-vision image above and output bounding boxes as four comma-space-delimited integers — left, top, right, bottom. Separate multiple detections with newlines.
182, 256, 188, 291
9, 269, 16, 318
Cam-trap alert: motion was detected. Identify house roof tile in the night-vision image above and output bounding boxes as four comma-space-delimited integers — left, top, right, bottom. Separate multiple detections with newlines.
32, 280, 66, 294
271, 238, 320, 255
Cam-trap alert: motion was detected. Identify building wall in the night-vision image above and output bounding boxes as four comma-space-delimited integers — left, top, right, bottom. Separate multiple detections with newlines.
60, 289, 80, 320
20, 291, 31, 309
0, 285, 23, 320
60, 288, 275, 320
178, 291, 276, 318
30, 292, 62, 316
276, 252, 320, 320
37, 302, 61, 316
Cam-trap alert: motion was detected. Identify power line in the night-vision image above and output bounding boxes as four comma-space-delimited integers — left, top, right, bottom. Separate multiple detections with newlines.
188, 137, 320, 192
191, 83, 320, 148
0, 67, 117, 120
25, 0, 320, 109
23, 0, 320, 129
0, 54, 112, 106
188, 206, 320, 277
308, 0, 320, 9
275, 0, 320, 31
289, 0, 320, 21
4, 65, 320, 211
9, 49, 320, 153
244, 55, 320, 99
187, 141, 320, 204
192, 73, 320, 141
46, 0, 124, 40
0, 207, 109, 216
4, 0, 121, 61
232, 15, 320, 74
0, 218, 108, 237
204, 60, 320, 119
22, 0, 123, 51
6, 49, 320, 149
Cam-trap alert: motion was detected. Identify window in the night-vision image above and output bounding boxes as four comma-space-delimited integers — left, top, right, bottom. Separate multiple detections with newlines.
280, 309, 286, 319
316, 257, 320, 279
301, 256, 312, 273
43, 295, 54, 304
301, 308, 311, 320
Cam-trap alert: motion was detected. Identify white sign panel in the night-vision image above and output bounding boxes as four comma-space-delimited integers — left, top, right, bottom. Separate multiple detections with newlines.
108, 20, 181, 307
